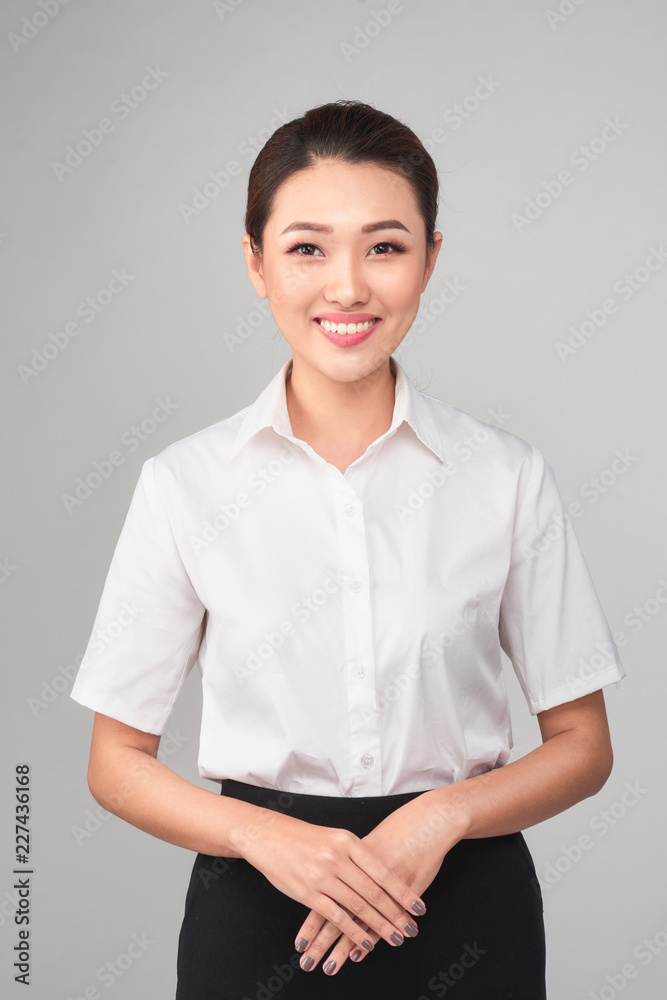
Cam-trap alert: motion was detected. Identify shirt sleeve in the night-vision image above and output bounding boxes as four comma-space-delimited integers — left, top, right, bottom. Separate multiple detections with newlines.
69, 456, 207, 734
498, 444, 626, 715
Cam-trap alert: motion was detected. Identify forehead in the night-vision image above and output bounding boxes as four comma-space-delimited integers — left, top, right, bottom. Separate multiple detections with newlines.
268, 160, 420, 226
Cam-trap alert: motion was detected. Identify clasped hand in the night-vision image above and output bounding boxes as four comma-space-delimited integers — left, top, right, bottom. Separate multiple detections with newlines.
243, 793, 461, 976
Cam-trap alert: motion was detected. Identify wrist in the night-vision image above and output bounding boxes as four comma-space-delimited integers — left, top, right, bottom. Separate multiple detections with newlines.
225, 799, 301, 861
417, 783, 472, 847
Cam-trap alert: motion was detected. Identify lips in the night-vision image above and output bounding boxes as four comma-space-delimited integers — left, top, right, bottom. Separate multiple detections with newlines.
314, 316, 380, 347
315, 313, 379, 323
316, 317, 379, 335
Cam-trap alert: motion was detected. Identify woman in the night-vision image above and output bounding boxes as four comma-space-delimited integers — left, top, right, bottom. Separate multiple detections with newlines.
70, 100, 626, 998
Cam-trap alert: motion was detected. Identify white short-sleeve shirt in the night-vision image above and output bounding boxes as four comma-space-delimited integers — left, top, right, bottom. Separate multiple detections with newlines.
69, 356, 626, 796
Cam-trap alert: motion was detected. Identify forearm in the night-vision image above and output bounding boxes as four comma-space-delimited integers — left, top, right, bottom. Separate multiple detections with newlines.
87, 746, 285, 858
414, 729, 612, 848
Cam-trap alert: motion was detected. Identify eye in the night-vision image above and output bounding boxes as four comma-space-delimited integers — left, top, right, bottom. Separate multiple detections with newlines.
286, 242, 323, 256
285, 240, 408, 258
369, 241, 408, 255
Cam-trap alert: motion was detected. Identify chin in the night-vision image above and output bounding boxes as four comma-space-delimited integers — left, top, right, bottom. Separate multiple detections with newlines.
314, 353, 393, 383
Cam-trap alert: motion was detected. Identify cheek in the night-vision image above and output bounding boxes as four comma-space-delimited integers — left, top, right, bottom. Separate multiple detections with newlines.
274, 265, 316, 306
380, 261, 424, 292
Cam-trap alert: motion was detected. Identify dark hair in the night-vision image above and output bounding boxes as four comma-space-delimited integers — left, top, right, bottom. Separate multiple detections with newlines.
244, 99, 439, 256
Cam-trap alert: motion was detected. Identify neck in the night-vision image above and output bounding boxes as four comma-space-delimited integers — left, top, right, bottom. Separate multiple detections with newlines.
285, 356, 397, 449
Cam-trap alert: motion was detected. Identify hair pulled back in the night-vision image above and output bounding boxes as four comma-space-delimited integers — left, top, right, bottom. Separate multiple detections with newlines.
244, 100, 439, 255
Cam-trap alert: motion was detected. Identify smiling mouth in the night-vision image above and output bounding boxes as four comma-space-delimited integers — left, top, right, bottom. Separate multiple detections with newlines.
315, 318, 380, 335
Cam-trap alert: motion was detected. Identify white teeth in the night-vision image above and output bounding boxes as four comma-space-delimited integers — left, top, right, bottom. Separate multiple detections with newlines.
317, 319, 377, 334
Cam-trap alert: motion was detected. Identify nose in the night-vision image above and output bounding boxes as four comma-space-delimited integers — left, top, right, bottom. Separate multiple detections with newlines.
323, 251, 371, 308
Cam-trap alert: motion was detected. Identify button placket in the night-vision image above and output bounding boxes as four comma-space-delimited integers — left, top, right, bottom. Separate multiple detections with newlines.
334, 475, 382, 795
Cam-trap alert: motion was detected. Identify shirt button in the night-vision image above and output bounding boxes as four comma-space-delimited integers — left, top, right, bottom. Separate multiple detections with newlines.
349, 580, 363, 594
352, 663, 366, 679
343, 503, 357, 517
361, 754, 374, 769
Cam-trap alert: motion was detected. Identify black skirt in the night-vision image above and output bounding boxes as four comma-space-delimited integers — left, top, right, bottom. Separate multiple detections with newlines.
175, 778, 546, 999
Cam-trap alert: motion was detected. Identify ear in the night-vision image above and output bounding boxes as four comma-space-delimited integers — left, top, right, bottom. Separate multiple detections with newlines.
421, 231, 444, 293
241, 234, 268, 298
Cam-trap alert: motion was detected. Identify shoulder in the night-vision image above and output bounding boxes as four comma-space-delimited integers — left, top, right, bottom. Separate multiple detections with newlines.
142, 400, 255, 496
415, 382, 539, 476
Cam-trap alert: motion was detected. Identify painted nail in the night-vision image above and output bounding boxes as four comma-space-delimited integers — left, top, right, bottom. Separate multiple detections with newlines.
324, 960, 336, 975
300, 955, 314, 971
390, 931, 405, 946
362, 939, 374, 951
295, 937, 308, 953
404, 921, 419, 937
412, 900, 426, 915
351, 949, 362, 961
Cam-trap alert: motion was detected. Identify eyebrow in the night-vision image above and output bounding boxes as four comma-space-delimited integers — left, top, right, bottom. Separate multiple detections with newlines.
280, 219, 411, 236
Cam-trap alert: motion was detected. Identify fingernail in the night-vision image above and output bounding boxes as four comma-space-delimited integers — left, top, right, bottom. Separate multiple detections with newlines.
412, 899, 426, 915
362, 938, 374, 951
351, 949, 362, 961
300, 955, 314, 971
324, 960, 336, 975
295, 937, 308, 953
404, 921, 419, 938
390, 931, 404, 946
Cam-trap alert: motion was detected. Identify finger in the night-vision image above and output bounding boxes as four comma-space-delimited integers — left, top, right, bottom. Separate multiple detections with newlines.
297, 894, 378, 970
299, 911, 372, 975
294, 910, 326, 956
292, 831, 423, 956
321, 922, 375, 975
298, 917, 345, 973
351, 841, 427, 921
311, 869, 408, 953
331, 858, 421, 947
348, 921, 376, 964
315, 928, 360, 976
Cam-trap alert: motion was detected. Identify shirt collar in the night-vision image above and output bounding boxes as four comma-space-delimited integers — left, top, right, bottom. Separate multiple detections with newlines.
229, 355, 446, 462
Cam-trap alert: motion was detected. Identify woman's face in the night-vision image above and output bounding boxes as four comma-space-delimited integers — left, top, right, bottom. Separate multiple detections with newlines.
242, 158, 442, 384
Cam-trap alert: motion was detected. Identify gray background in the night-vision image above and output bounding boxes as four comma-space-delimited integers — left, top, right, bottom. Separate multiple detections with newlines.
1, 0, 665, 997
